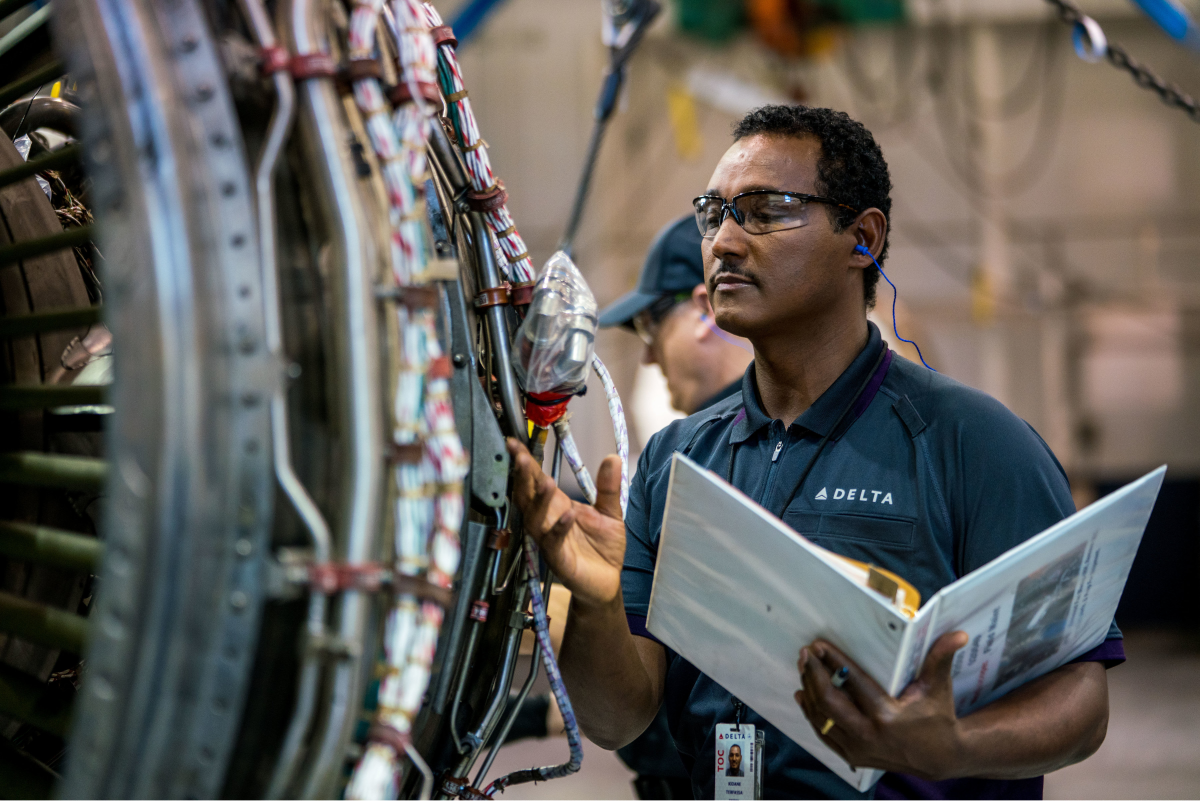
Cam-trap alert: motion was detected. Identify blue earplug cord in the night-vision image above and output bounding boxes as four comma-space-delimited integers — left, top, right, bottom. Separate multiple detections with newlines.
854, 244, 936, 371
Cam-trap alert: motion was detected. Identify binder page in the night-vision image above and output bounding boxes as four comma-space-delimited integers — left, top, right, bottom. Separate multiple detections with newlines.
646, 454, 908, 791
928, 466, 1165, 717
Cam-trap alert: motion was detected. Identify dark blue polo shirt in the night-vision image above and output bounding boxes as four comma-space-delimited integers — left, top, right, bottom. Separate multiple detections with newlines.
622, 322, 1123, 800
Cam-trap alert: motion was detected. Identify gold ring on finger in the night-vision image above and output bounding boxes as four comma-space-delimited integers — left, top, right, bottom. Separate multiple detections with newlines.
820, 717, 835, 736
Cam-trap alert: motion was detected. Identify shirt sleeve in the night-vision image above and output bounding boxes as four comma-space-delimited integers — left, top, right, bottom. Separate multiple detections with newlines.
621, 443, 658, 620
950, 404, 1127, 667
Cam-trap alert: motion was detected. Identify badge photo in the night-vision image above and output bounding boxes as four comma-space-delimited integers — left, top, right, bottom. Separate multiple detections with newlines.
715, 722, 758, 799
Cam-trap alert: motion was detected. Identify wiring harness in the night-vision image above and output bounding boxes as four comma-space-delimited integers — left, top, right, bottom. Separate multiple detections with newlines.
344, 1, 467, 797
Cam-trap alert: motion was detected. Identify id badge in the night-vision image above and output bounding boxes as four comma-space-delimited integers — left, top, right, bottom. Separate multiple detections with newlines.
715, 723, 761, 799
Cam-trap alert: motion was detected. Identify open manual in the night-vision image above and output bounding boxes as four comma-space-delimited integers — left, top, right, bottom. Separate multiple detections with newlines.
646, 454, 1166, 792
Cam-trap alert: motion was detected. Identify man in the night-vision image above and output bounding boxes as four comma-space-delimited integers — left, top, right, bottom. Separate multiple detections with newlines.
599, 216, 752, 415
508, 105, 1124, 798
726, 744, 744, 778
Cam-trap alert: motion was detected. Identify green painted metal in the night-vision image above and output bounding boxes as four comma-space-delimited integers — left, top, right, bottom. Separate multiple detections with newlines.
0, 520, 102, 572
0, 60, 65, 110
0, 591, 87, 653
0, 452, 109, 492
0, 385, 106, 410
0, 305, 101, 338
0, 144, 81, 191
0, 661, 71, 736
0, 225, 93, 269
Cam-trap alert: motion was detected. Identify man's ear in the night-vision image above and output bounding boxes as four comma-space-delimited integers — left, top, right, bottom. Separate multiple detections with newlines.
851, 208, 888, 266
692, 283, 713, 316
691, 284, 713, 341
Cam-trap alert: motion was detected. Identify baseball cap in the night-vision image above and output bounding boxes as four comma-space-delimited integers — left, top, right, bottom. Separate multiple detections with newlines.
598, 215, 705, 329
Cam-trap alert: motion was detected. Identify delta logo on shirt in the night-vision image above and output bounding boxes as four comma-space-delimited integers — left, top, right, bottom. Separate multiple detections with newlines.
814, 486, 894, 505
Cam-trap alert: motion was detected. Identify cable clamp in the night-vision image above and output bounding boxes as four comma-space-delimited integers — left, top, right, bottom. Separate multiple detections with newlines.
509, 281, 536, 306
258, 46, 291, 76
431, 24, 458, 49
387, 80, 442, 107
305, 562, 454, 606
427, 355, 452, 380
486, 527, 511, 550
336, 57, 384, 93
367, 723, 411, 754
466, 181, 507, 212
473, 282, 511, 308
387, 442, 425, 464
469, 600, 489, 622
289, 52, 338, 80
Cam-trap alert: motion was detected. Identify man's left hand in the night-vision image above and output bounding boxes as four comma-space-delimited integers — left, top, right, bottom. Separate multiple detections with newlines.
795, 631, 969, 781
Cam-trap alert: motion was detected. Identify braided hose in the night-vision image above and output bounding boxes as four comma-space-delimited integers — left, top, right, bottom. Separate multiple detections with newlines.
590, 355, 629, 516
481, 539, 584, 797
551, 419, 597, 504
344, 2, 467, 798
423, 3, 535, 283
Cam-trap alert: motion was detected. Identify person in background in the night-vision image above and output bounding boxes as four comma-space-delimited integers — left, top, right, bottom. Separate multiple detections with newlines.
599, 216, 753, 417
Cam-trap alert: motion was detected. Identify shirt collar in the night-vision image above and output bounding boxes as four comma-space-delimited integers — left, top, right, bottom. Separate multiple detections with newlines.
730, 321, 885, 444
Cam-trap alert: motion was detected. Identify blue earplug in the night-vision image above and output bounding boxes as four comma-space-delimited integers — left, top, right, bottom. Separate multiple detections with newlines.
855, 244, 936, 371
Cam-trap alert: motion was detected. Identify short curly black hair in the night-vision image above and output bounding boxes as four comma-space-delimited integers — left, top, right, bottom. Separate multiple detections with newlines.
732, 105, 891, 309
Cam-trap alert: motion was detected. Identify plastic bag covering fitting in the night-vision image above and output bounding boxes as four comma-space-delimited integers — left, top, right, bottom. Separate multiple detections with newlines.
511, 251, 598, 399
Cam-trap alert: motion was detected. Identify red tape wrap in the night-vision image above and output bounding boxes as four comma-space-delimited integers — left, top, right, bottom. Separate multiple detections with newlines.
525, 392, 573, 428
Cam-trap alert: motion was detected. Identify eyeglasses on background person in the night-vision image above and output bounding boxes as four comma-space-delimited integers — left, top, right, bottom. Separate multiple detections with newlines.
632, 291, 693, 347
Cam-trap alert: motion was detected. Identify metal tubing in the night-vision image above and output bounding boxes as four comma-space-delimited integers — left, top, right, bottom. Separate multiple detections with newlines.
0, 304, 101, 338
290, 0, 384, 793
0, 660, 72, 736
472, 627, 540, 786
448, 615, 482, 754
0, 452, 108, 491
0, 60, 66, 112
0, 225, 93, 269
452, 579, 528, 779
0, 520, 102, 572
0, 384, 106, 409
0, 590, 87, 652
426, 125, 526, 443
236, 0, 335, 793
0, 143, 81, 191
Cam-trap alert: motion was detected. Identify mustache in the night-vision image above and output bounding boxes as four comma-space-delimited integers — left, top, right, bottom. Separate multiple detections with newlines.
709, 263, 756, 282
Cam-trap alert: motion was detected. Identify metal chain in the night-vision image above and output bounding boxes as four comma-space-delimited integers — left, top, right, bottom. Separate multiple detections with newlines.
1044, 0, 1200, 122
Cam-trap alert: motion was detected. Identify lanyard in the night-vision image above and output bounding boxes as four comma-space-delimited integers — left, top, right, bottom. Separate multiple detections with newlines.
725, 345, 890, 515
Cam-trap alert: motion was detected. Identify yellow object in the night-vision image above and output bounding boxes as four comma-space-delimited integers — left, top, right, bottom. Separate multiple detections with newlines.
971, 266, 995, 326
666, 83, 702, 161
820, 718, 835, 735
826, 553, 921, 618
50, 82, 61, 98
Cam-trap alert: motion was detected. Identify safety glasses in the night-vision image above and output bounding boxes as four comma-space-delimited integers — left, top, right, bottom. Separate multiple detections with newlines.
692, 190, 858, 238
632, 291, 692, 347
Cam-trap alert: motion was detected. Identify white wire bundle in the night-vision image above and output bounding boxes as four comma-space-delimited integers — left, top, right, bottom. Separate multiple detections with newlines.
344, 2, 467, 798
551, 419, 597, 505
590, 355, 629, 516
423, 2, 535, 283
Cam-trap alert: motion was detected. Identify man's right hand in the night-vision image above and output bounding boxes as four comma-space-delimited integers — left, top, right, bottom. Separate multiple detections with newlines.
506, 438, 626, 610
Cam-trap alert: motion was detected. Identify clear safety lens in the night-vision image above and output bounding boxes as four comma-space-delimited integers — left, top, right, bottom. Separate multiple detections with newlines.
693, 193, 815, 237
736, 192, 812, 234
